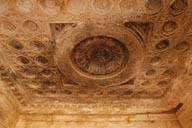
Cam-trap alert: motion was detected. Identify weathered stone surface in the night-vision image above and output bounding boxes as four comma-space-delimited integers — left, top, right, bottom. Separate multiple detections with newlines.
177, 95, 192, 128
15, 113, 181, 128
0, 0, 192, 127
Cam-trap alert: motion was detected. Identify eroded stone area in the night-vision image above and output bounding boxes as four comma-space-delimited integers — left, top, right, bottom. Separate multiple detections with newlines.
0, 0, 191, 122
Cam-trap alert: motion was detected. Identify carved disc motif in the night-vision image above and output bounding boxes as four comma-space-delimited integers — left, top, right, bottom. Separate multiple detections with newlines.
169, 0, 187, 16
93, 0, 112, 13
39, 0, 63, 15
71, 36, 129, 76
16, 0, 33, 13
67, 0, 86, 14
119, 0, 135, 10
56, 23, 144, 86
145, 0, 163, 15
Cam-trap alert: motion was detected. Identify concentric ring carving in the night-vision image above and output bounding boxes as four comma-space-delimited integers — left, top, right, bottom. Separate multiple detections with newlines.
0, 20, 17, 35
146, 0, 163, 15
9, 39, 24, 50
162, 20, 177, 36
56, 23, 144, 86
38, 0, 63, 15
29, 40, 45, 52
15, 0, 33, 13
169, 0, 187, 16
23, 20, 39, 32
67, 0, 86, 14
71, 36, 129, 76
92, 0, 112, 13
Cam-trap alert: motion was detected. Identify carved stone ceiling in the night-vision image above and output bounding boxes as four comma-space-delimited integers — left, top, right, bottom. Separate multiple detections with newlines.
0, 0, 192, 114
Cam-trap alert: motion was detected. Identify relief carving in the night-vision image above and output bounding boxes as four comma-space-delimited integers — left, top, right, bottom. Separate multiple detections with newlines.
169, 0, 188, 16
71, 36, 129, 76
15, 0, 34, 13
0, 0, 191, 115
92, 0, 113, 14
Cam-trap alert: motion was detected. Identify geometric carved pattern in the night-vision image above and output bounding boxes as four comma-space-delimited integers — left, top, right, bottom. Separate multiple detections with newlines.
71, 36, 129, 76
0, 0, 191, 115
56, 23, 144, 87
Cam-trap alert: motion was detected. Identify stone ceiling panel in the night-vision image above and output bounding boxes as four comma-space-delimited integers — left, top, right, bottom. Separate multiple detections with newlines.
0, 0, 192, 114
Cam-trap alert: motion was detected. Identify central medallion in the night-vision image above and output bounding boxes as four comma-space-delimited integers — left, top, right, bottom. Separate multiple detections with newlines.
71, 36, 129, 76
56, 23, 143, 86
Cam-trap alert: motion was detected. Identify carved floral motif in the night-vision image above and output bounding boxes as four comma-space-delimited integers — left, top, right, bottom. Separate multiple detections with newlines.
0, 0, 191, 115
71, 36, 129, 75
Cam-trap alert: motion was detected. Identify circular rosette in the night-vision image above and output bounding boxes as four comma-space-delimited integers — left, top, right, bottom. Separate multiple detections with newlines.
55, 23, 144, 87
71, 36, 129, 76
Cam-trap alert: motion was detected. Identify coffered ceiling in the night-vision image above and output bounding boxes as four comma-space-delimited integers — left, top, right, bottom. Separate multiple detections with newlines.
0, 0, 192, 114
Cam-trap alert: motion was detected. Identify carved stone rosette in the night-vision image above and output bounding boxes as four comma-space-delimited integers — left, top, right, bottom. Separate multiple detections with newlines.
55, 23, 144, 87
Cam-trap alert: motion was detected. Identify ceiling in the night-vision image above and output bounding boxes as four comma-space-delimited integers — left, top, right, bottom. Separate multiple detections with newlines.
0, 0, 192, 114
